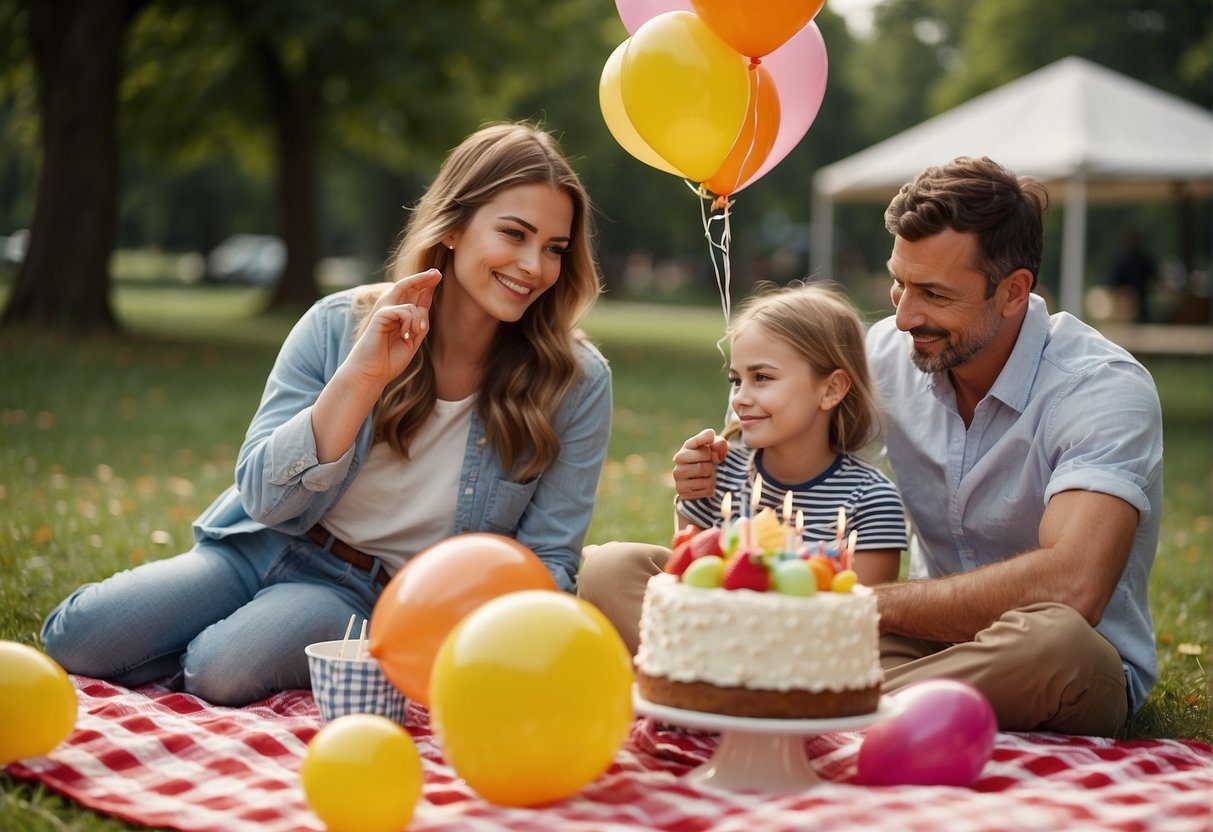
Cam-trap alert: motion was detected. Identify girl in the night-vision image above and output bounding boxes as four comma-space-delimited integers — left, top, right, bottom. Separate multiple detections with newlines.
579, 281, 906, 654
42, 122, 612, 705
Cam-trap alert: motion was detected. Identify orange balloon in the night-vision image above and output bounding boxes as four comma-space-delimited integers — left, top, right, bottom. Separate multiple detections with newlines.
704, 63, 781, 197
368, 534, 557, 706
691, 0, 824, 58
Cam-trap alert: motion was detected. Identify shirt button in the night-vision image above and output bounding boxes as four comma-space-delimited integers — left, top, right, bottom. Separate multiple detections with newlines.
476, 437, 487, 448
464, 487, 473, 496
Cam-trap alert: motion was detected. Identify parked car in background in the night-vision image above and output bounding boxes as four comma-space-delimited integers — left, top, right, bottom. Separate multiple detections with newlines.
1, 228, 28, 268
205, 234, 285, 285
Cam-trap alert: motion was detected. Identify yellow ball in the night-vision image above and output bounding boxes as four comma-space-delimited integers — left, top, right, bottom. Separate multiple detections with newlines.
831, 569, 858, 593
429, 591, 634, 807
0, 641, 77, 765
300, 714, 422, 832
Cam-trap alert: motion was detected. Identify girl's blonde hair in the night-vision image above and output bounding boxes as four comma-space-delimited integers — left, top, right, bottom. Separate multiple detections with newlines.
356, 122, 602, 481
724, 281, 879, 453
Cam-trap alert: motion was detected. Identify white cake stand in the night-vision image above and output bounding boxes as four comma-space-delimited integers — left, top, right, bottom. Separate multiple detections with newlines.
633, 688, 901, 792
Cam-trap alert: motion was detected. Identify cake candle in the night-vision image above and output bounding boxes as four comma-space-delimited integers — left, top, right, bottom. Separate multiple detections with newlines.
845, 529, 858, 572
781, 490, 795, 553
749, 474, 763, 550
719, 491, 734, 550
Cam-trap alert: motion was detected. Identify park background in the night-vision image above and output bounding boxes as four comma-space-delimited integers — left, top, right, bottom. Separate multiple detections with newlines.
0, 0, 1209, 828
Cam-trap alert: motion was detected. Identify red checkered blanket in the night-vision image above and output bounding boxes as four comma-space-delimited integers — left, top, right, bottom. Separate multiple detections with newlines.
5, 676, 1211, 832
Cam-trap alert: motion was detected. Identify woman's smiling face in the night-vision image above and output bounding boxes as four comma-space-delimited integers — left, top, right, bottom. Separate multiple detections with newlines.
444, 183, 574, 324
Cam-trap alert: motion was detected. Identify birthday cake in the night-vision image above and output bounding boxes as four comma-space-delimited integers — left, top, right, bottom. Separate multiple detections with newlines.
634, 506, 883, 719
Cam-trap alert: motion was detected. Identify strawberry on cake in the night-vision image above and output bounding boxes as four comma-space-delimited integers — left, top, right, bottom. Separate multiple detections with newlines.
634, 510, 883, 719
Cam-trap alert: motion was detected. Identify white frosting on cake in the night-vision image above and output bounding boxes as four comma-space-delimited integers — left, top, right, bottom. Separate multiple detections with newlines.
635, 572, 883, 693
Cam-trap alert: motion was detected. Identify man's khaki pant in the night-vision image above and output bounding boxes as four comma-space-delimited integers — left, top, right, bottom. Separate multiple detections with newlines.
578, 541, 1129, 737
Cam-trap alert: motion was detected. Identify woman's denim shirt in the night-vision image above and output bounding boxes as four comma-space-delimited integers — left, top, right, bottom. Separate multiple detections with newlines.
193, 287, 612, 592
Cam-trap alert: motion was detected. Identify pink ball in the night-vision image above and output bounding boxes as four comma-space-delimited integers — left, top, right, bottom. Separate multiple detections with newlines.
857, 679, 997, 787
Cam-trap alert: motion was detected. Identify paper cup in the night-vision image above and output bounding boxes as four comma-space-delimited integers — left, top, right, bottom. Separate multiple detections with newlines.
305, 640, 408, 725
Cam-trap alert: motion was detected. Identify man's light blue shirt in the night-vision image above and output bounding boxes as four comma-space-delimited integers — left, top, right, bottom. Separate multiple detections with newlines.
866, 293, 1162, 712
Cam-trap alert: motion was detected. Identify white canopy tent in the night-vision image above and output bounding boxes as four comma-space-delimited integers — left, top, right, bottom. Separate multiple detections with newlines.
810, 56, 1213, 316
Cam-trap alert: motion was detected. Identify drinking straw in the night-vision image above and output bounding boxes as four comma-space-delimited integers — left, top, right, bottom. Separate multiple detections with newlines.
357, 619, 368, 660
336, 613, 356, 658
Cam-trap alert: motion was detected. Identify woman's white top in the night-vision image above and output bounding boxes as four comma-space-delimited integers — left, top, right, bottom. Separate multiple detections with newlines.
321, 395, 475, 572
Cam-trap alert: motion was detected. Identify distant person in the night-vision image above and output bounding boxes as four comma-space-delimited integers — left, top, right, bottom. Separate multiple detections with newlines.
41, 122, 612, 706
1109, 227, 1157, 322
865, 157, 1163, 736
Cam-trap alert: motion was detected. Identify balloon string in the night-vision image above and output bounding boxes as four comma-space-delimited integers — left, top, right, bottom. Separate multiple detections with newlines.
690, 181, 734, 359
730, 65, 764, 196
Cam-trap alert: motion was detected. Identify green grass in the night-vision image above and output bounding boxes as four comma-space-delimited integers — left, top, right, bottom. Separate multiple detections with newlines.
1, 285, 1209, 830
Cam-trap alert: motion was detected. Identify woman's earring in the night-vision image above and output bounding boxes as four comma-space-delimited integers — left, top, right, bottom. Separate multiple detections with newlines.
447, 244, 454, 250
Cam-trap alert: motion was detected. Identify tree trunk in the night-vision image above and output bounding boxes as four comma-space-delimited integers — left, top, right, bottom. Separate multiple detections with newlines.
2, 0, 145, 331
253, 39, 319, 313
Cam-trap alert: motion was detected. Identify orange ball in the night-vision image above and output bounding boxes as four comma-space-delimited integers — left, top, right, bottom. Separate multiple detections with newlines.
806, 556, 835, 591
368, 534, 557, 706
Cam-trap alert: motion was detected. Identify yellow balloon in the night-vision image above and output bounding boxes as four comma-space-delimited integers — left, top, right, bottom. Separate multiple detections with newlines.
0, 641, 77, 765
600, 40, 686, 178
429, 591, 634, 807
620, 10, 750, 182
300, 714, 423, 832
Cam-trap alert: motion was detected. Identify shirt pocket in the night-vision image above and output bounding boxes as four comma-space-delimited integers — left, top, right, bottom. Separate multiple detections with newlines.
483, 478, 539, 534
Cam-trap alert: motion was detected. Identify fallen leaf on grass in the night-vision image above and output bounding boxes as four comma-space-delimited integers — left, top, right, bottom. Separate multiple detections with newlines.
1176, 643, 1204, 656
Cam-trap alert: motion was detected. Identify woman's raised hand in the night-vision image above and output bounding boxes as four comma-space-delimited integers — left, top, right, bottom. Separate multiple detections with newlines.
350, 269, 442, 387
311, 269, 442, 463
672, 428, 729, 500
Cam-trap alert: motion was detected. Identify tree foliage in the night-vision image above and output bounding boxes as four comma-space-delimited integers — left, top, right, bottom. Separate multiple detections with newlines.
0, 0, 1208, 331
936, 0, 1211, 110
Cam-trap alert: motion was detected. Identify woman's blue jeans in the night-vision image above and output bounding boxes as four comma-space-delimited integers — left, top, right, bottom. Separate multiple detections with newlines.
41, 529, 386, 706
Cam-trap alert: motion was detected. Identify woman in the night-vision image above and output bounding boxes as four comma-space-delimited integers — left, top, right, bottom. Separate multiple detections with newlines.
42, 123, 612, 705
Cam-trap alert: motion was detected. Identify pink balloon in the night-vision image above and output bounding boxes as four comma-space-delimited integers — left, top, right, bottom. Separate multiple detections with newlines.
856, 679, 998, 787
732, 21, 827, 193
615, 0, 692, 34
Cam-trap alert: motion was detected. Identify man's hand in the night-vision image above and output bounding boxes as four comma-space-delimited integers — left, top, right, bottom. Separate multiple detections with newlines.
875, 490, 1138, 641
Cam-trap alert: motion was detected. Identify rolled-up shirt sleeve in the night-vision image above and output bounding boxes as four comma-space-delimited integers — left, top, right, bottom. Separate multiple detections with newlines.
1044, 359, 1162, 523
235, 296, 362, 526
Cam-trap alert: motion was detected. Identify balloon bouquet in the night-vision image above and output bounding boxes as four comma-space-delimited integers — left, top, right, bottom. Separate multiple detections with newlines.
601, 0, 828, 323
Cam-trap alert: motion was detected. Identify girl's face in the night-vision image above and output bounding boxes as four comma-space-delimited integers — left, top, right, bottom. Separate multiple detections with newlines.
444, 183, 574, 325
728, 324, 840, 455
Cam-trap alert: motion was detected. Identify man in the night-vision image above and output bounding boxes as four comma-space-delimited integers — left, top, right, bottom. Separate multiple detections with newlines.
580, 156, 1162, 737
864, 156, 1162, 735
